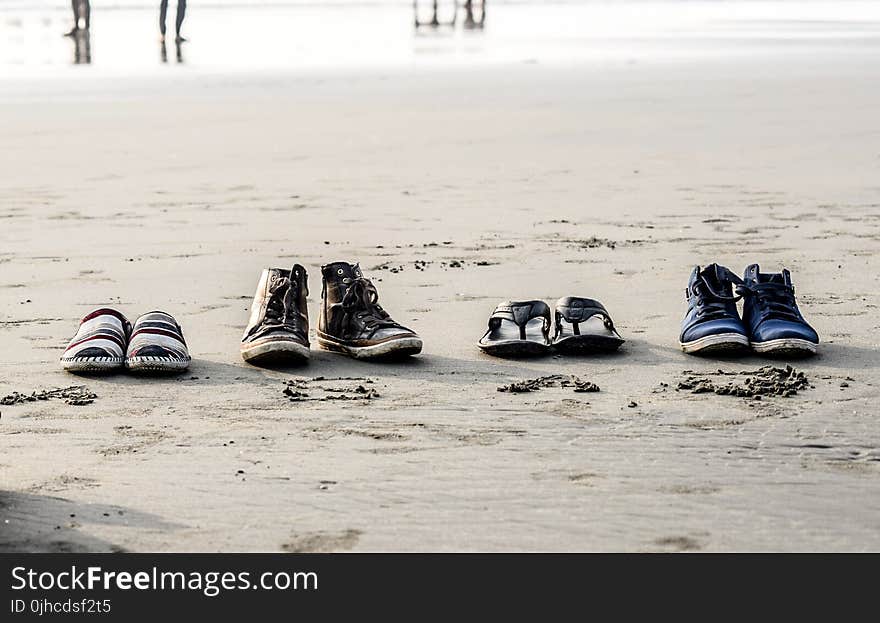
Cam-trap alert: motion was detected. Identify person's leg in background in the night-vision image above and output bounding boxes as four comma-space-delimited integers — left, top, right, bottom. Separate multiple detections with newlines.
159, 0, 168, 41
175, 0, 187, 42
65, 0, 80, 35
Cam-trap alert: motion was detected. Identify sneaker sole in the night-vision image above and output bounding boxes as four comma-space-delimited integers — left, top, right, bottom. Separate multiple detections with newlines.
680, 333, 750, 355
61, 357, 124, 373
751, 338, 817, 357
126, 356, 191, 373
241, 340, 310, 365
317, 332, 422, 360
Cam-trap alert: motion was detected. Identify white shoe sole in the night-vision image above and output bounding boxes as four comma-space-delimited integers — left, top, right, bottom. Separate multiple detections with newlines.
680, 332, 750, 354
125, 356, 191, 373
62, 356, 124, 373
751, 338, 817, 356
317, 331, 422, 360
240, 339, 310, 364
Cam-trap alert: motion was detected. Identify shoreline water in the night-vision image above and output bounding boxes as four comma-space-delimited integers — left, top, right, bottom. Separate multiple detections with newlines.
2, 2, 880, 83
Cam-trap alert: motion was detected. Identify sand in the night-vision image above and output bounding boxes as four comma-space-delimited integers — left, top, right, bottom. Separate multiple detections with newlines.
1, 6, 880, 552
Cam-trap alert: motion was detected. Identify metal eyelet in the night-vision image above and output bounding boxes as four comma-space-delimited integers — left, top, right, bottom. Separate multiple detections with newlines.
337, 268, 344, 275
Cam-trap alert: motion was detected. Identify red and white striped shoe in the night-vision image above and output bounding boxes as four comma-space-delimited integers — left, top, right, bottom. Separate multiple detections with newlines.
61, 308, 131, 373
125, 311, 191, 373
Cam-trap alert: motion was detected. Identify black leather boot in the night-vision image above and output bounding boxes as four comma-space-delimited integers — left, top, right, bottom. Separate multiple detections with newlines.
317, 261, 422, 360
241, 264, 310, 364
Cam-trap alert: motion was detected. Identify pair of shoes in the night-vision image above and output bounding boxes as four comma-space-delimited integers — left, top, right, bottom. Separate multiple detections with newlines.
679, 263, 819, 357
61, 309, 191, 373
241, 261, 422, 365
478, 297, 624, 357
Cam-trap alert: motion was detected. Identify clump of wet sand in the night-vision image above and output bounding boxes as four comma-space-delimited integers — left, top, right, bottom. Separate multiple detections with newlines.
676, 365, 811, 399
1, 385, 96, 407
283, 377, 381, 402
371, 258, 496, 273
498, 375, 600, 394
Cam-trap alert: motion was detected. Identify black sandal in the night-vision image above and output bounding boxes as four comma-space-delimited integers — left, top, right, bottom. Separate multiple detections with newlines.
552, 297, 624, 353
478, 300, 552, 357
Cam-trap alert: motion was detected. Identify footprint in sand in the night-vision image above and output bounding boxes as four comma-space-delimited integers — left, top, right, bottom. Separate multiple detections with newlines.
281, 529, 362, 553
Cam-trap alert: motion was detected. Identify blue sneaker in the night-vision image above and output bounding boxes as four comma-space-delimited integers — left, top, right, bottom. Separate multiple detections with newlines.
741, 264, 818, 357
679, 264, 750, 355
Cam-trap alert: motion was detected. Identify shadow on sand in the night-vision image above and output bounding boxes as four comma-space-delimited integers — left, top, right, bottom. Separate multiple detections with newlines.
0, 490, 181, 553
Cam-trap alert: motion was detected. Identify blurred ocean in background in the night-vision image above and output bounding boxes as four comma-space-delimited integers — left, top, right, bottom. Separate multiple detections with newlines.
1, 1, 879, 80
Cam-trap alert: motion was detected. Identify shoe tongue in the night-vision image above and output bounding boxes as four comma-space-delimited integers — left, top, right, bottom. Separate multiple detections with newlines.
699, 263, 732, 295
324, 261, 362, 281
757, 269, 790, 286
288, 263, 306, 280
268, 267, 288, 280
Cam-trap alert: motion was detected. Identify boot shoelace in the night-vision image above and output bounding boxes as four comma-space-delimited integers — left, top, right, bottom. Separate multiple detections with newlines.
739, 282, 800, 322
341, 278, 404, 332
693, 270, 801, 323
265, 275, 302, 330
693, 269, 744, 321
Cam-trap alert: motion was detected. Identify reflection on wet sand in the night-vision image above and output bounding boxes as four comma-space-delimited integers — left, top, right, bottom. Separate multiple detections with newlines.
414, 0, 486, 29
72, 30, 90, 64
160, 39, 185, 64
463, 1, 486, 30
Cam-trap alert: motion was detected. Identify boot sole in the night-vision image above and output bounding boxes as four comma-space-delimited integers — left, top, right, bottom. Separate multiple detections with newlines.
317, 332, 422, 360
751, 338, 817, 357
680, 333, 750, 355
241, 339, 311, 364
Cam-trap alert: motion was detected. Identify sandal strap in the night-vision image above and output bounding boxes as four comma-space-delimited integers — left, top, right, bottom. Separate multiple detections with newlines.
555, 297, 620, 338
488, 300, 551, 341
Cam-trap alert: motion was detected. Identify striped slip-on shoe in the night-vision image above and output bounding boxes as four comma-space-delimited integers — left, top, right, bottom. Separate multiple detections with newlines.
125, 311, 191, 373
61, 308, 131, 373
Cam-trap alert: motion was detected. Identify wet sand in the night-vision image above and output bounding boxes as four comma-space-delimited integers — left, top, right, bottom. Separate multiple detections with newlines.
2, 8, 880, 552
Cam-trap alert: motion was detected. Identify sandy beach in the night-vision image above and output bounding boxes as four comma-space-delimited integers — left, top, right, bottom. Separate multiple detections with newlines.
1, 1, 879, 552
